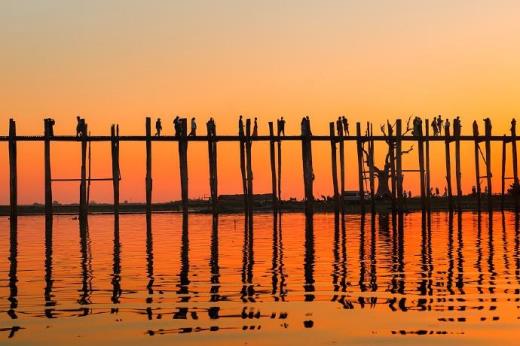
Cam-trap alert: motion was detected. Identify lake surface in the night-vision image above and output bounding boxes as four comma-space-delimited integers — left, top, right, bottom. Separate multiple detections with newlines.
1, 211, 520, 345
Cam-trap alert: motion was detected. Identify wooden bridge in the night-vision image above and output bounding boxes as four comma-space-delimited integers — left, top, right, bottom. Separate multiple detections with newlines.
2, 117, 519, 221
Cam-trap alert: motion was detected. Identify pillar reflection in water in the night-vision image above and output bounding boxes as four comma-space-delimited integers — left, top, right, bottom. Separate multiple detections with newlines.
146, 212, 154, 320
208, 215, 221, 319
174, 212, 194, 320
111, 215, 122, 308
271, 212, 286, 302
44, 217, 55, 318
8, 219, 18, 320
78, 218, 92, 315
241, 214, 255, 303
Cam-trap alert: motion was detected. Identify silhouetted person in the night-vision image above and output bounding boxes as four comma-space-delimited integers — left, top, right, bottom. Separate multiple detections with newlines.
207, 117, 216, 137
336, 117, 343, 137
454, 116, 461, 137
155, 118, 162, 136
436, 115, 443, 135
444, 118, 450, 136
435, 187, 440, 196
189, 117, 197, 136
472, 186, 477, 196
252, 117, 258, 136
431, 118, 439, 136
173, 116, 180, 137
239, 115, 244, 137
342, 116, 349, 136
76, 116, 86, 137
278, 117, 286, 136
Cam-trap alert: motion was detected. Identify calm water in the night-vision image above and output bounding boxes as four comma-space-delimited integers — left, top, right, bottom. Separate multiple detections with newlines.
1, 211, 520, 345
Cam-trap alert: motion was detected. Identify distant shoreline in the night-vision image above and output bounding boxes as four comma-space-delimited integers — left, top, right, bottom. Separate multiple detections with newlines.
1, 195, 517, 216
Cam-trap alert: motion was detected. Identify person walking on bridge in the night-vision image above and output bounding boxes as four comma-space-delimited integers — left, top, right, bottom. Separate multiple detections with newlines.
155, 118, 162, 136
189, 117, 197, 136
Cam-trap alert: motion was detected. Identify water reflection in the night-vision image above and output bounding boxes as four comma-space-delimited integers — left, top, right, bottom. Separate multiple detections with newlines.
271, 212, 286, 301
2, 211, 520, 343
78, 219, 92, 312
241, 214, 255, 302
44, 218, 54, 318
146, 213, 154, 319
8, 220, 17, 320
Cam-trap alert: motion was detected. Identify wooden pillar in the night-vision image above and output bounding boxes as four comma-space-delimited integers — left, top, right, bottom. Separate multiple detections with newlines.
355, 122, 365, 212
79, 123, 88, 220
207, 121, 218, 214
239, 121, 248, 209
301, 118, 314, 214
179, 119, 189, 212
418, 120, 426, 210
425, 119, 431, 211
111, 125, 120, 215
339, 122, 345, 209
269, 122, 278, 209
329, 122, 339, 210
145, 117, 152, 217
473, 121, 481, 211
368, 124, 376, 211
444, 123, 453, 211
455, 123, 462, 212
277, 128, 282, 204
8, 119, 17, 220
395, 119, 403, 212
511, 119, 518, 209
485, 120, 492, 212
501, 136, 506, 209
245, 119, 254, 210
44, 119, 53, 219
388, 122, 397, 213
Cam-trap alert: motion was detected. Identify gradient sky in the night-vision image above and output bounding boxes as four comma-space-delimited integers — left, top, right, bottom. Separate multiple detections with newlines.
2, 0, 520, 204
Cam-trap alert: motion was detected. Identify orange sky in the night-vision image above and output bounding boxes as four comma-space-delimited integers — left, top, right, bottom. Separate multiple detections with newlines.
2, 1, 520, 204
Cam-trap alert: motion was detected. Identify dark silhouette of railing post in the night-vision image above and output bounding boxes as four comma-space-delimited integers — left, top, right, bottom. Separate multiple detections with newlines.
179, 118, 189, 212
329, 122, 339, 210
425, 119, 431, 211
511, 119, 518, 210
301, 118, 314, 214
473, 121, 481, 211
355, 122, 365, 212
484, 119, 493, 212
207, 121, 218, 214
79, 122, 88, 221
145, 117, 152, 217
388, 122, 397, 213
245, 119, 254, 211
277, 132, 282, 206
444, 123, 453, 211
8, 119, 17, 220
44, 119, 53, 221
111, 125, 120, 216
455, 121, 462, 212
339, 122, 345, 211
368, 124, 376, 212
395, 119, 404, 212
417, 120, 426, 210
239, 119, 248, 210
269, 122, 278, 209
501, 136, 506, 209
